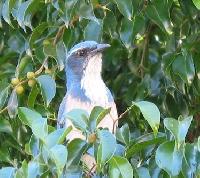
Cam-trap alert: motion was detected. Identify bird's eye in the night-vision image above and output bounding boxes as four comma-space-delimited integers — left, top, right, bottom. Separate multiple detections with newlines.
77, 50, 87, 56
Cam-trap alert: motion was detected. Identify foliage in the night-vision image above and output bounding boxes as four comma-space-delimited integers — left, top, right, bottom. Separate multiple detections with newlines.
0, 0, 200, 177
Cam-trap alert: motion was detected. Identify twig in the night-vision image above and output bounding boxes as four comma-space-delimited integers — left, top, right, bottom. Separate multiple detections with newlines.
112, 104, 134, 133
53, 25, 66, 45
0, 106, 8, 114
86, 163, 96, 177
35, 57, 48, 75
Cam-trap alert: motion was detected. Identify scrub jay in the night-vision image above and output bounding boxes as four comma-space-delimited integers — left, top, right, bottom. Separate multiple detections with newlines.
57, 41, 118, 140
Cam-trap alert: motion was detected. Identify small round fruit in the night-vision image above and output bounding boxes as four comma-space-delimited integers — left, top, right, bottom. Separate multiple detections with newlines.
11, 78, 20, 86
45, 69, 51, 74
88, 133, 97, 143
28, 79, 36, 87
16, 85, 24, 95
27, 72, 35, 79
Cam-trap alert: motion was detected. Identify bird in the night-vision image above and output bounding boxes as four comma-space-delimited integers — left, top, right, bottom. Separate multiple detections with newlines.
57, 41, 118, 140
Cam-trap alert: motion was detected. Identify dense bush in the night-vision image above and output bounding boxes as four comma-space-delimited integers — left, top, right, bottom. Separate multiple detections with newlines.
0, 0, 200, 177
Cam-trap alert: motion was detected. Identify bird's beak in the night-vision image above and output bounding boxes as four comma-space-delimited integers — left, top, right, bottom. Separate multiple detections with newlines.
91, 43, 111, 54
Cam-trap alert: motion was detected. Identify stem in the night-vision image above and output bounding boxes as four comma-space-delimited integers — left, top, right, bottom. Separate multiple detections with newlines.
53, 25, 65, 45
35, 57, 49, 75
112, 104, 134, 133
0, 106, 8, 114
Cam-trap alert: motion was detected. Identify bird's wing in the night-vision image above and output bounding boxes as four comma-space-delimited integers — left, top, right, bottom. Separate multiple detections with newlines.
57, 94, 67, 129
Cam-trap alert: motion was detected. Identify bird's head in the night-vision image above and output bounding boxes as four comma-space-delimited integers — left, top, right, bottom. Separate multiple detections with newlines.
65, 41, 110, 81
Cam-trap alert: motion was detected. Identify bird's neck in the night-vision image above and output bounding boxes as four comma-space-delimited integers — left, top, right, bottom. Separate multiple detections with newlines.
66, 54, 103, 90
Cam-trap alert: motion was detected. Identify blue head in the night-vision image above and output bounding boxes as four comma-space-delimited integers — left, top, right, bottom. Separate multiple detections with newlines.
65, 41, 110, 88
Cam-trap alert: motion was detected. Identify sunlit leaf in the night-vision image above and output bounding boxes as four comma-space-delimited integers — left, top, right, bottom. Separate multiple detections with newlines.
134, 101, 160, 135
36, 75, 56, 106
113, 0, 133, 20
155, 141, 183, 176
109, 156, 133, 178
97, 130, 117, 169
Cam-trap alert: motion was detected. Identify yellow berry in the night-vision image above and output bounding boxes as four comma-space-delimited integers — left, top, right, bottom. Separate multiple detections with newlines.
11, 78, 20, 86
43, 39, 50, 45
88, 133, 97, 143
28, 79, 36, 87
27, 72, 35, 79
16, 85, 24, 95
45, 69, 51, 74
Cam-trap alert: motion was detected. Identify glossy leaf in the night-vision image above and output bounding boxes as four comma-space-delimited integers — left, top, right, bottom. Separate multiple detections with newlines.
146, 0, 172, 34
155, 141, 183, 176
182, 143, 198, 177
0, 118, 12, 134
88, 106, 111, 132
66, 138, 87, 168
164, 116, 192, 146
2, 0, 15, 26
109, 156, 133, 178
0, 167, 15, 178
134, 101, 160, 135
0, 87, 9, 109
45, 127, 72, 148
50, 144, 68, 176
116, 124, 130, 146
36, 75, 56, 106
113, 0, 133, 20
97, 130, 117, 169
192, 0, 200, 9
64, 109, 89, 132
18, 107, 43, 126
7, 90, 18, 119
84, 20, 102, 42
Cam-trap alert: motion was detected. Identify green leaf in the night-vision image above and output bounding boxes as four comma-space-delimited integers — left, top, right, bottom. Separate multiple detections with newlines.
97, 130, 117, 169
56, 40, 65, 71
27, 84, 39, 108
119, 17, 133, 48
137, 167, 151, 178
109, 156, 133, 178
88, 106, 111, 132
164, 116, 192, 147
52, 0, 78, 26
50, 144, 68, 176
182, 143, 198, 177
25, 135, 39, 157
103, 11, 117, 38
155, 141, 183, 176
36, 75, 56, 106
0, 86, 9, 109
0, 118, 12, 134
192, 0, 200, 9
84, 20, 102, 42
78, 1, 98, 22
31, 117, 48, 141
27, 162, 40, 178
0, 167, 15, 178
18, 107, 42, 126
18, 107, 48, 140
172, 52, 195, 85
134, 101, 160, 135
16, 0, 32, 30
2, 0, 15, 27
113, 0, 133, 20
64, 109, 89, 132
29, 22, 52, 49
126, 134, 165, 159
7, 90, 18, 119
66, 138, 87, 168
45, 127, 72, 148
43, 39, 57, 59
116, 124, 130, 146
146, 0, 172, 34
